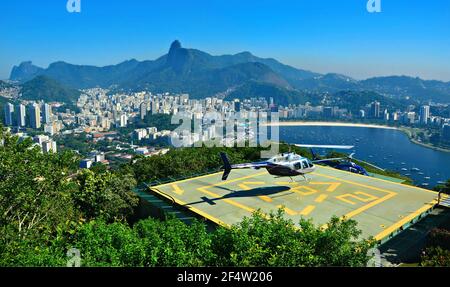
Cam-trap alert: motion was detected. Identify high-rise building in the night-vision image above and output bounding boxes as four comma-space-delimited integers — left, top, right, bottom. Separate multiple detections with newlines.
370, 101, 381, 118
383, 109, 390, 121
43, 103, 52, 124
140, 102, 147, 120
17, 104, 26, 127
119, 114, 128, 127
4, 103, 14, 126
359, 110, 365, 118
151, 100, 160, 114
419, 105, 430, 125
29, 103, 41, 129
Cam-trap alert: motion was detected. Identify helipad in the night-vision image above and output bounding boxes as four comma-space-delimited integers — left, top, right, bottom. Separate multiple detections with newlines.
147, 166, 439, 243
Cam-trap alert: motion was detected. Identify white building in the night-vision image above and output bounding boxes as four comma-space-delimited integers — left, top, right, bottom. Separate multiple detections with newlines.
420, 105, 430, 125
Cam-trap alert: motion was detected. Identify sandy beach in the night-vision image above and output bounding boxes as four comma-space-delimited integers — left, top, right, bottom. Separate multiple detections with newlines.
263, 121, 399, 130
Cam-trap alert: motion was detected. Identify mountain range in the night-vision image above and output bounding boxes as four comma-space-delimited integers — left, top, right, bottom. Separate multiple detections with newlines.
8, 40, 450, 104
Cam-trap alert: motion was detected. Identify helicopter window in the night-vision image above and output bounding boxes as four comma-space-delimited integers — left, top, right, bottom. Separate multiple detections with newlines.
294, 162, 302, 170
301, 160, 308, 169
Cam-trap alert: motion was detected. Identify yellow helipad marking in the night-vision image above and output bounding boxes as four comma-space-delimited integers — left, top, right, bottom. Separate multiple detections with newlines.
374, 199, 437, 241
277, 205, 316, 216
259, 196, 273, 203
314, 194, 328, 203
342, 192, 396, 220
314, 171, 397, 222
355, 191, 379, 201
291, 186, 319, 196
319, 165, 438, 195
171, 184, 184, 195
336, 194, 358, 205
299, 205, 316, 216
309, 182, 342, 192
277, 205, 297, 216
274, 181, 339, 198
336, 192, 379, 205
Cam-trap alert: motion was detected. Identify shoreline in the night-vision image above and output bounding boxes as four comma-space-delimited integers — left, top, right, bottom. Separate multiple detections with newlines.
264, 121, 398, 130
264, 121, 450, 153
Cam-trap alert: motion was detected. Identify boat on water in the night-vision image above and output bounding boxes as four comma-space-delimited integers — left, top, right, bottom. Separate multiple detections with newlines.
424, 176, 431, 180
421, 183, 430, 187
411, 167, 420, 172
437, 181, 446, 185
418, 172, 425, 175
401, 168, 408, 171
405, 174, 411, 176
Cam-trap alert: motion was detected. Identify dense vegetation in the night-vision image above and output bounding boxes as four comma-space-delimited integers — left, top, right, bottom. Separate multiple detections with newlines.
420, 180, 450, 266
21, 75, 81, 103
0, 124, 378, 267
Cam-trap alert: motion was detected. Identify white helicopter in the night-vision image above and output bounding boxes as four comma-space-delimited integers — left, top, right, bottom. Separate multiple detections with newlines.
220, 144, 354, 182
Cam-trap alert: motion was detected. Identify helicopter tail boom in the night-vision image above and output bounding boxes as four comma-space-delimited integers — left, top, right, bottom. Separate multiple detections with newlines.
220, 152, 232, 180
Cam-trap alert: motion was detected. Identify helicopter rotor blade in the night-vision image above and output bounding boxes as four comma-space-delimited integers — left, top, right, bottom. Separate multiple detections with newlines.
294, 144, 355, 150
350, 157, 385, 171
312, 157, 348, 163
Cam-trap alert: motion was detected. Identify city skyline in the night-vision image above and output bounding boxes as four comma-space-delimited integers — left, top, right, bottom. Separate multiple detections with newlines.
1, 0, 450, 81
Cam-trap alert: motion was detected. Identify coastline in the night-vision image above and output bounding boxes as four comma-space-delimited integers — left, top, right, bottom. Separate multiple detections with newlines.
398, 127, 450, 153
264, 121, 398, 130
264, 121, 450, 153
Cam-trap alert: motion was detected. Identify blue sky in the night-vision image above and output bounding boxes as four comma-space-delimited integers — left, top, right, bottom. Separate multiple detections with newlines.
0, 0, 449, 81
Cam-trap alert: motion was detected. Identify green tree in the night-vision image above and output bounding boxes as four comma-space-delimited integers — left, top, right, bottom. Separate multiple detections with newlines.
421, 247, 450, 267
0, 132, 79, 237
211, 210, 375, 267
73, 169, 139, 221
0, 126, 80, 266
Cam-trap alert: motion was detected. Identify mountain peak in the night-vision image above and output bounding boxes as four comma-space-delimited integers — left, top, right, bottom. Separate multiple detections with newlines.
169, 40, 182, 53
10, 61, 44, 82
